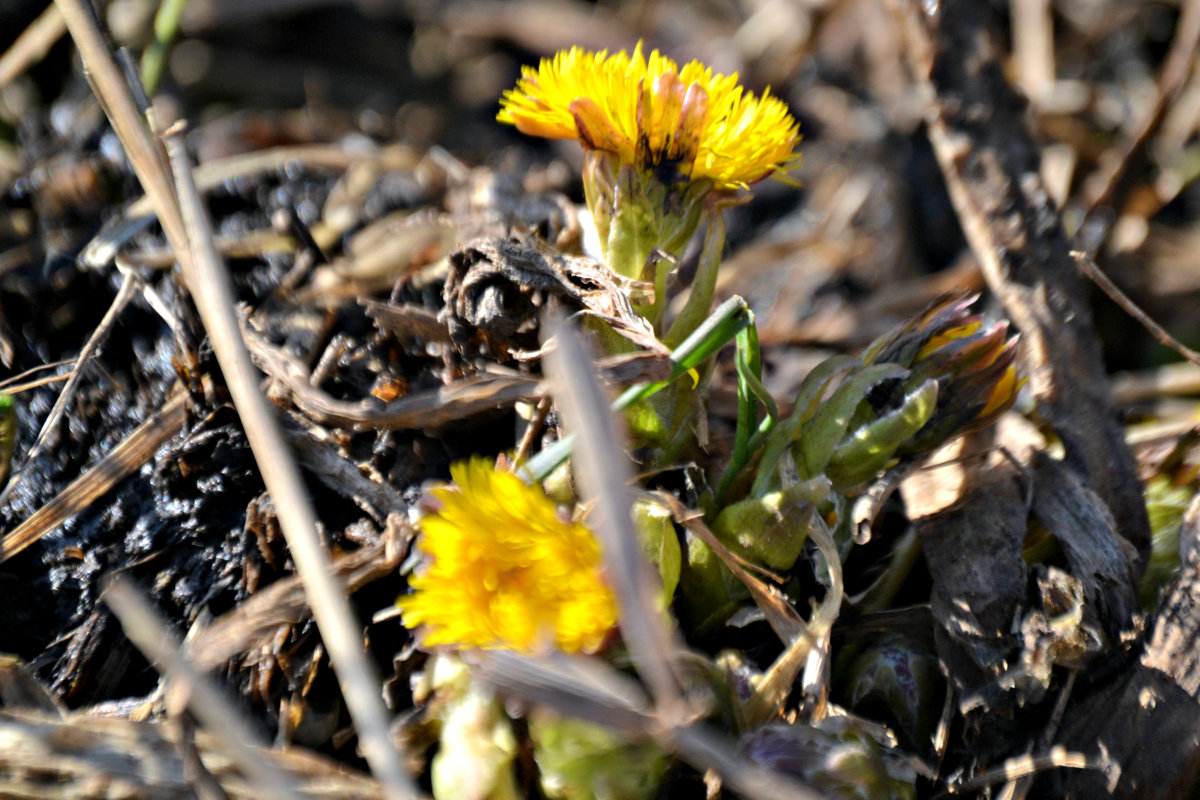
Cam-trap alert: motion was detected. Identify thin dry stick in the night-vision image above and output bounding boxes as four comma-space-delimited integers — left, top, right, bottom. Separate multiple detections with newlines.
83, 143, 418, 270
1071, 249, 1200, 368
191, 532, 405, 671
242, 321, 540, 430
0, 358, 75, 392
1080, 0, 1200, 226
164, 132, 417, 800
53, 0, 188, 260
950, 746, 1096, 793
1000, 669, 1080, 800
671, 724, 831, 800
0, 372, 70, 393
0, 390, 188, 563
101, 579, 300, 800
0, 3, 66, 92
473, 649, 828, 800
51, 2, 415, 793
0, 269, 142, 513
11, 270, 138, 472
513, 395, 552, 463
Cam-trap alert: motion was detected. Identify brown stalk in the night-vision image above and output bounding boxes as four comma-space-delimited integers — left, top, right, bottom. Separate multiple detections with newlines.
51, 3, 418, 796
1, 390, 188, 563
102, 579, 301, 800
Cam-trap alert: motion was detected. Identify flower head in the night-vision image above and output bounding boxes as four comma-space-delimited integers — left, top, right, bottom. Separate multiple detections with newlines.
498, 42, 800, 190
785, 293, 1022, 490
865, 292, 1022, 455
397, 459, 619, 654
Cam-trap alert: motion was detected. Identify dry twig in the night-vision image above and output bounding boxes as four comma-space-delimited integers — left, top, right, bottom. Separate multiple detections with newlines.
0, 390, 188, 563
102, 579, 301, 800
0, 3, 67, 93
163, 131, 417, 799
50, 1, 418, 794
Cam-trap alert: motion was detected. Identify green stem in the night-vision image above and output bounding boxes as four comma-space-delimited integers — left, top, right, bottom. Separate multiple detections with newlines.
140, 0, 190, 96
522, 297, 753, 483
664, 208, 725, 349
714, 414, 775, 506
714, 321, 779, 505
0, 394, 14, 489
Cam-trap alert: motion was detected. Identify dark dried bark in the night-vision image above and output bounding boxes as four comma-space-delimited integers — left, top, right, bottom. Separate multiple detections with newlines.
899, 424, 1029, 703
894, 0, 1150, 559
1029, 453, 1140, 642
892, 0, 1157, 786
1046, 494, 1200, 798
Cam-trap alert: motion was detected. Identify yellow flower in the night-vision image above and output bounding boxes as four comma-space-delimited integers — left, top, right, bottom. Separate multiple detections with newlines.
498, 42, 800, 190
868, 292, 1022, 456
397, 459, 619, 654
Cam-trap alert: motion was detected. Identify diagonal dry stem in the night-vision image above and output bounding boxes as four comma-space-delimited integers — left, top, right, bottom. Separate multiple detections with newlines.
543, 315, 687, 718
102, 579, 301, 800
164, 131, 417, 800
51, 3, 418, 796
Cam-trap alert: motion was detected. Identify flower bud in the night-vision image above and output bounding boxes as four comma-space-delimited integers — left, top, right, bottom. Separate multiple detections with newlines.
423, 655, 521, 800
529, 710, 670, 800
788, 293, 1021, 491
844, 639, 941, 752
740, 717, 916, 800
865, 292, 1021, 457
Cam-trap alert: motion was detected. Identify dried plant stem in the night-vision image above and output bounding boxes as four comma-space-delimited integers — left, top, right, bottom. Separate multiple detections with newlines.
544, 316, 686, 717
1, 391, 188, 563
21, 272, 137, 465
474, 649, 828, 800
53, 0, 188, 260
1080, 0, 1200, 225
51, 2, 416, 796
1, 270, 141, 520
165, 132, 416, 800
0, 3, 66, 93
102, 579, 301, 800
1072, 249, 1200, 369
0, 358, 75, 394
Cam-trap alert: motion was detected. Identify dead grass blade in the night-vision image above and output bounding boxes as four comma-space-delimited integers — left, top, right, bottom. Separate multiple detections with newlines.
81, 144, 418, 270
53, 0, 188, 261
1072, 249, 1200, 369
5, 271, 138, 491
1079, 0, 1200, 228
164, 130, 418, 800
243, 321, 539, 429
0, 358, 76, 393
101, 578, 302, 800
0, 708, 387, 800
542, 315, 684, 716
471, 649, 830, 800
190, 517, 412, 671
658, 492, 807, 644
284, 422, 408, 523
0, 4, 66, 93
52, 4, 419, 791
1, 390, 188, 563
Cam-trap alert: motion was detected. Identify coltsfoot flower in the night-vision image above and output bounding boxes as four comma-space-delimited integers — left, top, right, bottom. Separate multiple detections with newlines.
498, 42, 800, 190
499, 41, 801, 333
864, 292, 1021, 456
761, 293, 1021, 493
397, 459, 619, 654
